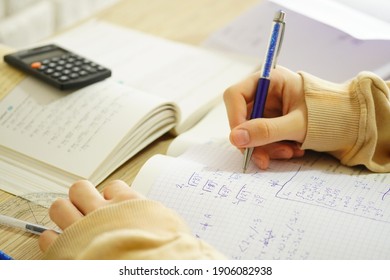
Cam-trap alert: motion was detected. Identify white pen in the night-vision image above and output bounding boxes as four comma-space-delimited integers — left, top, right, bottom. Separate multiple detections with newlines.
0, 214, 61, 235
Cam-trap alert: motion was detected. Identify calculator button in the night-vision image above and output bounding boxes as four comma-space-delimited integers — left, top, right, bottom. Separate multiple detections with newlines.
59, 76, 69, 81
52, 72, 61, 78
83, 65, 97, 73
70, 73, 79, 79
45, 68, 55, 74
31, 62, 42, 69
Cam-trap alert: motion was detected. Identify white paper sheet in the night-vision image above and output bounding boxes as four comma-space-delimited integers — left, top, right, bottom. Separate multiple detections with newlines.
203, 0, 390, 82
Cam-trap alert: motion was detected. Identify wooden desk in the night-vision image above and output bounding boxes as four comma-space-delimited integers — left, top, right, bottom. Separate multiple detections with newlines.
0, 0, 259, 260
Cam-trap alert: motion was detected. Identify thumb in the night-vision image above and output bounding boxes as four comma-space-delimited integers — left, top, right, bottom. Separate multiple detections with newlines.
229, 110, 306, 148
38, 230, 59, 253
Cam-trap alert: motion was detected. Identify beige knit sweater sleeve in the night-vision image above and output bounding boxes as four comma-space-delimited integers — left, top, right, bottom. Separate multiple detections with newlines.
299, 71, 390, 173
42, 199, 226, 260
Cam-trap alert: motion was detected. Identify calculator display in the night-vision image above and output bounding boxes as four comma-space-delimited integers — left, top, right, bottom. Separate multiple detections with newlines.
21, 49, 67, 64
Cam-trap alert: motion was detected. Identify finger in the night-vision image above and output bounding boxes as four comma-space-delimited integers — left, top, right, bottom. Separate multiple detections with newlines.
251, 149, 270, 170
38, 230, 59, 252
258, 142, 295, 161
49, 198, 83, 230
262, 142, 305, 159
223, 73, 260, 129
250, 142, 305, 170
251, 145, 298, 170
230, 109, 306, 148
103, 180, 143, 201
68, 180, 106, 214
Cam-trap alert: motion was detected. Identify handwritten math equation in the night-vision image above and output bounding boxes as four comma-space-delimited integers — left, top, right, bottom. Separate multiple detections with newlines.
175, 160, 390, 224
157, 156, 390, 259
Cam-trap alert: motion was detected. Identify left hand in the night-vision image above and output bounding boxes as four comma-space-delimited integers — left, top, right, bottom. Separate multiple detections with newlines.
38, 180, 143, 252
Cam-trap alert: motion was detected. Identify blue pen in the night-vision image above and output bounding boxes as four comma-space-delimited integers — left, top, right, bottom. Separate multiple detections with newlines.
0, 250, 13, 260
242, 10, 286, 173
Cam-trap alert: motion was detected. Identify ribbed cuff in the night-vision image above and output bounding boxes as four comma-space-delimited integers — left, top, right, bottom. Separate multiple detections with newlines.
43, 199, 191, 259
298, 71, 361, 158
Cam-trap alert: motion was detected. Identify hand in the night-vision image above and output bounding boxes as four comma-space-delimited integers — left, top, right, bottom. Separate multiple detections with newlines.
38, 180, 143, 253
223, 66, 307, 169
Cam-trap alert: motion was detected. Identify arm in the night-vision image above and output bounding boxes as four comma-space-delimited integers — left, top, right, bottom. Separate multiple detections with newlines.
300, 71, 390, 172
39, 180, 226, 259
224, 66, 390, 172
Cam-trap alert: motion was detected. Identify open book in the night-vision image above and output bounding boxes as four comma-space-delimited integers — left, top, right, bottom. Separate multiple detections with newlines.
0, 20, 256, 195
132, 103, 390, 259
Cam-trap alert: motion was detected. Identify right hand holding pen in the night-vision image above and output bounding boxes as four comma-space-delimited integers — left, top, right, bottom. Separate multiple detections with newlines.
224, 66, 307, 170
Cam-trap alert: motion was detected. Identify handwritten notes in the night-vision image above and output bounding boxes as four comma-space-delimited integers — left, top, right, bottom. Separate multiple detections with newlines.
0, 81, 126, 153
145, 143, 390, 259
0, 77, 171, 178
276, 159, 390, 223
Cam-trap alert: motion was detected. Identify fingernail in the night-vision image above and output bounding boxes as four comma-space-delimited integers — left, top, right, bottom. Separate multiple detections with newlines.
232, 129, 250, 146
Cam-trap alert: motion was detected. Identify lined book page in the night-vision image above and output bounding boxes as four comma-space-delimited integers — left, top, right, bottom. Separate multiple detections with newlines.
50, 20, 257, 134
0, 78, 171, 178
136, 142, 390, 259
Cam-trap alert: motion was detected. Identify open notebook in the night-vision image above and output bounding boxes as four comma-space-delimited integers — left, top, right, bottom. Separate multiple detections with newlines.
132, 103, 390, 259
0, 20, 256, 195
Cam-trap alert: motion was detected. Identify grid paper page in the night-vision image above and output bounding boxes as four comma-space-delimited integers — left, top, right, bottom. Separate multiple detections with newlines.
146, 142, 390, 259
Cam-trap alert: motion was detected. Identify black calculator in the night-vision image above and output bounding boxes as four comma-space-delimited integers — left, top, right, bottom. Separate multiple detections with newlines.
3, 44, 112, 90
